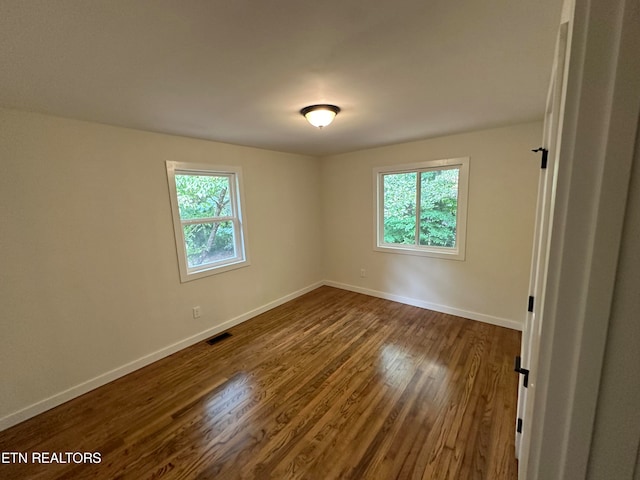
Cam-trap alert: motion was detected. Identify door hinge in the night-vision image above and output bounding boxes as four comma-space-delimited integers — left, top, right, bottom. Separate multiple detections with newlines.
514, 356, 530, 388
532, 147, 549, 169
528, 295, 534, 312
517, 418, 523, 434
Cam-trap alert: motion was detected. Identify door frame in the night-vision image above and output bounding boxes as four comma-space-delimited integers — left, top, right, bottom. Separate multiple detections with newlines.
524, 0, 640, 477
515, 20, 569, 475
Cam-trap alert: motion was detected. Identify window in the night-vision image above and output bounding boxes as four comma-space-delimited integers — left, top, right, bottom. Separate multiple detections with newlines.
166, 161, 249, 282
374, 157, 469, 260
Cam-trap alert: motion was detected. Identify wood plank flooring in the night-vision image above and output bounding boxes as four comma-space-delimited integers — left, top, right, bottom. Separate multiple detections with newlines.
0, 286, 521, 479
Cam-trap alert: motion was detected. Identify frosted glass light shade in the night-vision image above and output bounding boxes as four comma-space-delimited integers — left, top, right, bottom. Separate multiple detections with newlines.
300, 104, 340, 128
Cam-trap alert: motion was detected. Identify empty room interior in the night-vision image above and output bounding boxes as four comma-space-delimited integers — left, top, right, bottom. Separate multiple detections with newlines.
1, 1, 638, 479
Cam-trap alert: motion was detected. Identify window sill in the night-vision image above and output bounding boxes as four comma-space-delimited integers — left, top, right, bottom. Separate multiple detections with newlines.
179, 258, 250, 283
374, 244, 465, 261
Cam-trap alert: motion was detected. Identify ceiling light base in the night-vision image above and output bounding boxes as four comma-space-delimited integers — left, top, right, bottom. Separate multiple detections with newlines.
300, 104, 341, 128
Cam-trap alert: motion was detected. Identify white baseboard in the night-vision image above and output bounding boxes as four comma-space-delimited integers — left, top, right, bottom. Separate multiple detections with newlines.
0, 281, 323, 432
323, 280, 523, 331
0, 279, 519, 432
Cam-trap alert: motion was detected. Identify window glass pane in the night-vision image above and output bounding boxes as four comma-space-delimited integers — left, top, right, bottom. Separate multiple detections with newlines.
175, 174, 232, 220
183, 221, 236, 269
419, 168, 459, 247
383, 172, 417, 245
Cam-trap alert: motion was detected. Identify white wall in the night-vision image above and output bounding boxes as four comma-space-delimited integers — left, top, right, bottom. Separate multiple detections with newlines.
586, 104, 640, 480
320, 122, 542, 328
0, 108, 323, 427
0, 111, 542, 429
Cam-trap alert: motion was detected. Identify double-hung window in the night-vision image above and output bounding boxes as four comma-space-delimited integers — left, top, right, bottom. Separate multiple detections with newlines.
166, 161, 249, 282
374, 157, 469, 260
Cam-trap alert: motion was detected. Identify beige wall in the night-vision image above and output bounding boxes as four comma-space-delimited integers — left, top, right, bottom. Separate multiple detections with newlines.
320, 122, 541, 328
0, 110, 540, 428
0, 108, 323, 425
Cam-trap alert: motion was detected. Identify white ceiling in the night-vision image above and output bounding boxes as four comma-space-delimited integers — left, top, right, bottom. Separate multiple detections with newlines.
0, 0, 562, 156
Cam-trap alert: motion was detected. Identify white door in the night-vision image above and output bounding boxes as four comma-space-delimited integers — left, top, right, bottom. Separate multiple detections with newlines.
515, 21, 569, 478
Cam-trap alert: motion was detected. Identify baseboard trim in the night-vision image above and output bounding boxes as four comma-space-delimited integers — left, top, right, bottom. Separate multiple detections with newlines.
0, 281, 323, 432
323, 280, 523, 331
0, 279, 519, 431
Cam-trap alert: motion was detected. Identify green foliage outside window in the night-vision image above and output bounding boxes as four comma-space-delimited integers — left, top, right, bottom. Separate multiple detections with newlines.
175, 174, 235, 267
383, 168, 459, 248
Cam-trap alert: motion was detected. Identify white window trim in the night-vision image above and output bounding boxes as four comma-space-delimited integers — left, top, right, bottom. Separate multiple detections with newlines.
373, 157, 469, 261
166, 161, 250, 282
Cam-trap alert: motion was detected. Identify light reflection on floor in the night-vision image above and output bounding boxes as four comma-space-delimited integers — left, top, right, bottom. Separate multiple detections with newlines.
194, 372, 256, 452
202, 372, 253, 420
378, 344, 446, 388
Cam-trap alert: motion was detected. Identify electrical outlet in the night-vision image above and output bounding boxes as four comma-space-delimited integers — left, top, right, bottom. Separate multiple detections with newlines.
360, 268, 366, 278
192, 306, 201, 319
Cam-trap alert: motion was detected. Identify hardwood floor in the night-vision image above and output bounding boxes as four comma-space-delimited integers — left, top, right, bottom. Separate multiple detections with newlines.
0, 287, 521, 479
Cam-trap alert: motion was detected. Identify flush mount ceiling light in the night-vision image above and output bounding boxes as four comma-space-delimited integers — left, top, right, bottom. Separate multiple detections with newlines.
300, 104, 341, 128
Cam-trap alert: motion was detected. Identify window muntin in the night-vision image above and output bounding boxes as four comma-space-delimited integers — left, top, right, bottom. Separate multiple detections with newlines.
166, 162, 249, 281
375, 158, 469, 260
